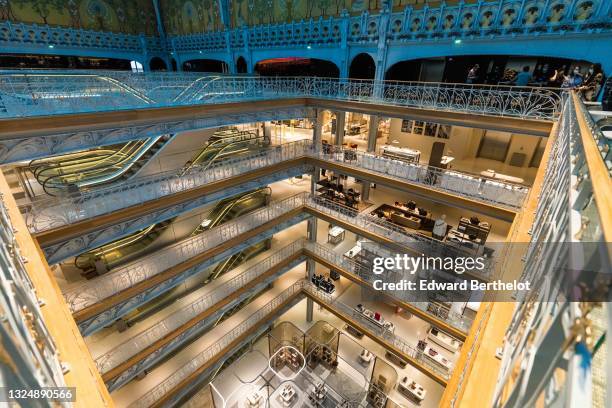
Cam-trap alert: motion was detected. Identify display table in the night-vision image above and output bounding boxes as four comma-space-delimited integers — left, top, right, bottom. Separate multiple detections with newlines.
428, 327, 461, 352
441, 155, 454, 165
381, 145, 421, 163
344, 243, 362, 259
280, 384, 296, 406
359, 349, 374, 365
354, 304, 395, 333
480, 169, 524, 184
398, 377, 426, 402
328, 226, 346, 245
420, 343, 452, 373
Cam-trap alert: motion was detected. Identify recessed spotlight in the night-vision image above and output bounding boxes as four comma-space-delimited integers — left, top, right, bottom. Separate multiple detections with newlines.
307, 45, 312, 50
454, 39, 462, 44
48, 44, 55, 48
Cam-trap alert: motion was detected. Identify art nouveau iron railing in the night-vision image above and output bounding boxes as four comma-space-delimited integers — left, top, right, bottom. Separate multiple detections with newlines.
315, 143, 529, 209
64, 192, 492, 325
0, 195, 67, 400
492, 94, 611, 407
1, 1, 608, 61
24, 140, 310, 234
25, 140, 527, 238
0, 72, 562, 120
129, 278, 456, 407
127, 280, 305, 408
62, 193, 306, 314
98, 241, 306, 392
306, 194, 496, 279
94, 240, 304, 375
95, 238, 474, 391
302, 282, 454, 380
305, 240, 474, 333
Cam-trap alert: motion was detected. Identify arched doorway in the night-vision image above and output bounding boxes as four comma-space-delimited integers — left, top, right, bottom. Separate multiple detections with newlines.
236, 56, 248, 74
254, 58, 339, 77
385, 60, 422, 82
182, 59, 228, 73
349, 53, 375, 79
149, 57, 167, 71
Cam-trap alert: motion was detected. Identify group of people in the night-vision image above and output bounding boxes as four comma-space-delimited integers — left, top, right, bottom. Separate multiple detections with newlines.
465, 62, 606, 101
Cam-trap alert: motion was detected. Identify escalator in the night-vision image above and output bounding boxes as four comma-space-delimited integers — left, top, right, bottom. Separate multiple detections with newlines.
180, 128, 267, 175
70, 131, 266, 277
74, 219, 174, 279
28, 134, 174, 196
120, 188, 272, 327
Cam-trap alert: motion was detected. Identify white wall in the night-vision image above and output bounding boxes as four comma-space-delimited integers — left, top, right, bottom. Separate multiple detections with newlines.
505, 134, 542, 167
387, 119, 544, 169
387, 119, 483, 161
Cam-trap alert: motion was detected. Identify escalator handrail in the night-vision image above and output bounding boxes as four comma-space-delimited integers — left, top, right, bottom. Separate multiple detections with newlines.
180, 131, 262, 176
190, 136, 265, 175
33, 140, 146, 182
74, 223, 159, 269
172, 76, 223, 104
39, 136, 165, 195
196, 187, 271, 233
29, 149, 118, 176
38, 140, 148, 195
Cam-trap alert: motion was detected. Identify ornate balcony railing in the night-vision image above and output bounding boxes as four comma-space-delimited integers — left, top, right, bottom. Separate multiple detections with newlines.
127, 280, 305, 408
302, 282, 454, 380
304, 240, 474, 333
96, 237, 476, 391
316, 144, 529, 209
94, 241, 303, 374
129, 277, 456, 407
492, 93, 611, 407
26, 140, 527, 242
63, 190, 496, 334
24, 140, 310, 234
305, 194, 496, 279
0, 194, 67, 397
0, 72, 562, 120
2, 1, 608, 62
63, 193, 306, 314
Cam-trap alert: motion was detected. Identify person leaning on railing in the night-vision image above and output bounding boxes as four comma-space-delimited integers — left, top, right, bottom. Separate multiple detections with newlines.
577, 64, 606, 102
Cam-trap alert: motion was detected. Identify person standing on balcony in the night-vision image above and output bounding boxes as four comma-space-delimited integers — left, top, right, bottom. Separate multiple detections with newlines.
466, 64, 480, 84
579, 63, 605, 101
553, 66, 584, 89
514, 66, 533, 87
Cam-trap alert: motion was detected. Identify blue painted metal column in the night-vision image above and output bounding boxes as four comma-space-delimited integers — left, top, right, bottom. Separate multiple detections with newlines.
218, 0, 236, 74
339, 9, 350, 79
374, 6, 391, 88
151, 0, 166, 38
